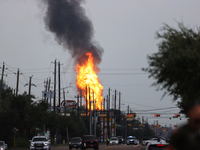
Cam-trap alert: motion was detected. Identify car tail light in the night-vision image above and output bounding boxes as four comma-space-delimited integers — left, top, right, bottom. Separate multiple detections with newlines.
157, 144, 165, 146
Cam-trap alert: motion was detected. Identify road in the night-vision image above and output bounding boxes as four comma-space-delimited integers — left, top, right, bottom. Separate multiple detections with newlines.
51, 144, 145, 150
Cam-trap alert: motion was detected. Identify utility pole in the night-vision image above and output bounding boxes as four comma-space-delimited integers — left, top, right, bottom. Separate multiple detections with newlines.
16, 68, 20, 96
89, 87, 92, 135
114, 89, 116, 136
53, 59, 56, 112
58, 61, 61, 113
47, 78, 51, 103
0, 62, 5, 101
63, 89, 66, 115
24, 75, 36, 97
80, 89, 82, 106
44, 78, 48, 101
77, 94, 79, 117
127, 105, 129, 114
93, 91, 96, 136
86, 86, 88, 116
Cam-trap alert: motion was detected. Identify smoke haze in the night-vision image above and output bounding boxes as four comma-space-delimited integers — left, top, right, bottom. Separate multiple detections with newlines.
43, 0, 103, 65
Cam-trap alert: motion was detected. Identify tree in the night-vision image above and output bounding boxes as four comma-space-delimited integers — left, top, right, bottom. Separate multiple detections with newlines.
143, 23, 200, 114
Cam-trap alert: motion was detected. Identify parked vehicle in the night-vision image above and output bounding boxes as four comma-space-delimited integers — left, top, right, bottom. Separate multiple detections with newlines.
30, 136, 50, 150
69, 137, 82, 149
0, 141, 7, 150
109, 137, 119, 145
82, 135, 99, 149
117, 136, 124, 144
127, 136, 137, 145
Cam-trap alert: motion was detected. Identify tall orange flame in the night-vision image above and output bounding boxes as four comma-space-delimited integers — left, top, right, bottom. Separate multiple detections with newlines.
75, 52, 104, 111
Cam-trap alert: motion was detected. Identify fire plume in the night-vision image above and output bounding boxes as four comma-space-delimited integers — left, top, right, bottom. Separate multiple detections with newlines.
76, 52, 103, 111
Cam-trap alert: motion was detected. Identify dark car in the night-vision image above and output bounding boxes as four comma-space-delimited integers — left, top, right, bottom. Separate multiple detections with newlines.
117, 136, 124, 144
69, 137, 82, 149
82, 135, 99, 149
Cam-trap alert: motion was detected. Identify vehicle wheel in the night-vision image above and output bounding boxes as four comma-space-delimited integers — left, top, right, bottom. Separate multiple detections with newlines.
69, 147, 72, 149
146, 143, 148, 146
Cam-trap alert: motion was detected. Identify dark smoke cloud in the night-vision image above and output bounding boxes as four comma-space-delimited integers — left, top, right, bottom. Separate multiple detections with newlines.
43, 0, 103, 65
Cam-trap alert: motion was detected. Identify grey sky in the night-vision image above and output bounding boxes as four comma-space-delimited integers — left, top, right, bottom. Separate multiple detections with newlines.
0, 0, 199, 127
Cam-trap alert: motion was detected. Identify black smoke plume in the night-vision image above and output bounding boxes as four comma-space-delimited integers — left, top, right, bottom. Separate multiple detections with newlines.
43, 0, 103, 65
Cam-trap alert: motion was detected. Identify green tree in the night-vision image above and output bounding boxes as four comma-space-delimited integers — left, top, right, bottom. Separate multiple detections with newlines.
143, 23, 200, 114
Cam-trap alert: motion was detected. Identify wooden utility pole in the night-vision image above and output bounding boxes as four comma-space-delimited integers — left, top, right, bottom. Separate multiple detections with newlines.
119, 92, 121, 111
80, 89, 82, 106
86, 86, 88, 116
54, 59, 56, 112
24, 75, 36, 97
16, 68, 19, 96
107, 94, 110, 139
93, 91, 96, 136
44, 78, 48, 101
47, 78, 51, 103
114, 89, 116, 136
77, 94, 79, 117
63, 89, 66, 115
89, 87, 92, 135
0, 62, 5, 101
58, 61, 61, 113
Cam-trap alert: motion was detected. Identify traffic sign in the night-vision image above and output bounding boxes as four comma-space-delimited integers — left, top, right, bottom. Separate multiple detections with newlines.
100, 114, 107, 117
80, 113, 86, 117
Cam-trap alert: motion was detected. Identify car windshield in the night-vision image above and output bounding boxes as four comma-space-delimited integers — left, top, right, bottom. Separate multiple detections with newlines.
148, 145, 168, 150
0, 142, 4, 146
33, 138, 47, 142
84, 136, 96, 140
110, 137, 118, 140
71, 138, 81, 142
117, 136, 123, 139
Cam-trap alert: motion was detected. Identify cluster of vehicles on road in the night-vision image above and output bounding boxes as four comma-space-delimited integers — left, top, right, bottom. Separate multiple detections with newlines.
27, 135, 168, 150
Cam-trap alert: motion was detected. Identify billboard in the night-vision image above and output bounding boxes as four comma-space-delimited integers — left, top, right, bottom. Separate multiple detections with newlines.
61, 100, 77, 108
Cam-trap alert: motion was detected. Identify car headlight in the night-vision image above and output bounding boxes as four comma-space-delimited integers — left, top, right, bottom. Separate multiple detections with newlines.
31, 142, 34, 147
44, 143, 48, 146
1, 148, 4, 150
122, 139, 123, 141
84, 143, 86, 147
79, 142, 82, 144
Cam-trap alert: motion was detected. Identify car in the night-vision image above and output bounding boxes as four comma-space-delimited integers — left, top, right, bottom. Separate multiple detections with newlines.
109, 137, 119, 145
117, 136, 124, 144
143, 137, 166, 146
144, 141, 169, 150
127, 136, 137, 145
30, 136, 50, 150
82, 135, 99, 149
0, 141, 7, 150
69, 137, 82, 149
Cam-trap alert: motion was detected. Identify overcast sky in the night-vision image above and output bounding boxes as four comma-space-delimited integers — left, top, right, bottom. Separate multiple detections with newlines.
0, 0, 199, 127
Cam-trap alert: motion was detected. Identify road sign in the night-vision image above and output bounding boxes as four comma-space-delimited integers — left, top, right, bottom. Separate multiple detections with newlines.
100, 114, 107, 117
128, 124, 132, 126
139, 124, 143, 127
154, 125, 161, 128
80, 113, 86, 117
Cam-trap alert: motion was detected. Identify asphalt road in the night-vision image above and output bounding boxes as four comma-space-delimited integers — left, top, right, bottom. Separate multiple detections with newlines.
51, 144, 145, 150
9, 144, 146, 150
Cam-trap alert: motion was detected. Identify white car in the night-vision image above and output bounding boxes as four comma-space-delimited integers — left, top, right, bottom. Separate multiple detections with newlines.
0, 141, 7, 150
143, 137, 166, 146
30, 136, 50, 150
109, 137, 119, 145
145, 141, 168, 150
127, 136, 137, 145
